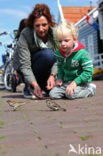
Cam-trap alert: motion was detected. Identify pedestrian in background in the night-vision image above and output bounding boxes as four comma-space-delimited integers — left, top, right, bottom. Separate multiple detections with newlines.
15, 18, 27, 40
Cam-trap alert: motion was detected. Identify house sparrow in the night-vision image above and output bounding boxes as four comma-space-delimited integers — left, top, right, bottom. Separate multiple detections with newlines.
7, 100, 25, 111
46, 99, 66, 111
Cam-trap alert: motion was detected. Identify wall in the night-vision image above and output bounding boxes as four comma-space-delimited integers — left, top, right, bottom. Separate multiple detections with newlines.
77, 23, 98, 59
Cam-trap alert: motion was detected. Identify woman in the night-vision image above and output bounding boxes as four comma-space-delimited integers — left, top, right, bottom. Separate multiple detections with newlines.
13, 4, 57, 99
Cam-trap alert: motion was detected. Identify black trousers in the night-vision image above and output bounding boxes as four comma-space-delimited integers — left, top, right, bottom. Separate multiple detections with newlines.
31, 48, 56, 92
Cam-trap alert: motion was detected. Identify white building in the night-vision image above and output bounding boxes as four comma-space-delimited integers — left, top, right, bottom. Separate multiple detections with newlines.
75, 1, 103, 73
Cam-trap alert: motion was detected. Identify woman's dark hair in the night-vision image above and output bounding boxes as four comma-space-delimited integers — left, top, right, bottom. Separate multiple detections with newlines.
26, 4, 55, 27
15, 18, 27, 39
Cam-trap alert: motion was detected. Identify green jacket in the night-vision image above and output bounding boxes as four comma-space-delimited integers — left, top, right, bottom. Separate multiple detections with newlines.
55, 42, 94, 85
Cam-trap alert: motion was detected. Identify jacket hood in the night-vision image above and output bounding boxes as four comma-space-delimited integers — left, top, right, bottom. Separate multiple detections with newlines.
59, 41, 85, 58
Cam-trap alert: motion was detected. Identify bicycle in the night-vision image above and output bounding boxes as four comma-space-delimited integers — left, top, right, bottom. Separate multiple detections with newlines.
0, 31, 17, 91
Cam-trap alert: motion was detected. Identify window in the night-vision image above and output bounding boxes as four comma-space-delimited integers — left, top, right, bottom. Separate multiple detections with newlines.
87, 34, 94, 59
80, 39, 86, 47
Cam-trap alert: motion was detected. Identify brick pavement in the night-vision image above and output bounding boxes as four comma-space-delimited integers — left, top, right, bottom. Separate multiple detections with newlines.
0, 81, 103, 156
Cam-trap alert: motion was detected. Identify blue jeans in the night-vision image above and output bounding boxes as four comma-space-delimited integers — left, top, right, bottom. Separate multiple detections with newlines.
31, 49, 56, 92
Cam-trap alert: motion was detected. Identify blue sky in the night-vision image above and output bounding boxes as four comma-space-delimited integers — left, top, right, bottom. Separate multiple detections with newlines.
0, 0, 98, 65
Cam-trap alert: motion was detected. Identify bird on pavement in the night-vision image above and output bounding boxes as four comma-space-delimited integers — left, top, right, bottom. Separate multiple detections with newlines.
7, 100, 25, 111
46, 99, 66, 111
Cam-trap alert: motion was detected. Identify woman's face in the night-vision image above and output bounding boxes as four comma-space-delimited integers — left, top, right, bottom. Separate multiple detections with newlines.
33, 16, 50, 39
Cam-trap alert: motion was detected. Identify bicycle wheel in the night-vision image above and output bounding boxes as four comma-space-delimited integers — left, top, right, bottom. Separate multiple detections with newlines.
11, 74, 17, 92
4, 62, 14, 91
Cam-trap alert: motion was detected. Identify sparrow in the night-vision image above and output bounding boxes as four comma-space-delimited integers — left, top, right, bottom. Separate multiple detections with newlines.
46, 99, 66, 111
7, 100, 25, 111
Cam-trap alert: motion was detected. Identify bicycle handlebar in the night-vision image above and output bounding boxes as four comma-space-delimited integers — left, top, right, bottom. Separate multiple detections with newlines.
0, 31, 9, 37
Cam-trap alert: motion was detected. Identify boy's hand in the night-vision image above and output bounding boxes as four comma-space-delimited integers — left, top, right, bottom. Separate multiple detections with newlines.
47, 75, 55, 90
55, 79, 63, 86
66, 81, 77, 95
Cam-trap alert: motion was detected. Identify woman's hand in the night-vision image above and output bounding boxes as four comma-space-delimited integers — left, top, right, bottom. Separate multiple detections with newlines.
31, 81, 43, 98
55, 79, 63, 86
66, 81, 77, 95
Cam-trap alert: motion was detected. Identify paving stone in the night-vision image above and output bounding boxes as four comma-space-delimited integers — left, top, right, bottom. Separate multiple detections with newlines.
0, 81, 103, 156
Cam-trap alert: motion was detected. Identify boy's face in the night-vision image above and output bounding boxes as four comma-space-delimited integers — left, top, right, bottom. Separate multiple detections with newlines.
57, 33, 75, 54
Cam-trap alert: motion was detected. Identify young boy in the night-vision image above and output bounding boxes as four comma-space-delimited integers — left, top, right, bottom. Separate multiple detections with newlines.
47, 21, 96, 99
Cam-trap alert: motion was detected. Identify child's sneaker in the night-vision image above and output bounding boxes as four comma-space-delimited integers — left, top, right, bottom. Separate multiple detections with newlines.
88, 83, 96, 95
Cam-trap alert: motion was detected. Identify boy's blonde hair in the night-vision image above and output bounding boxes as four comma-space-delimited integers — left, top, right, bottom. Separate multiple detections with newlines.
53, 20, 78, 40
